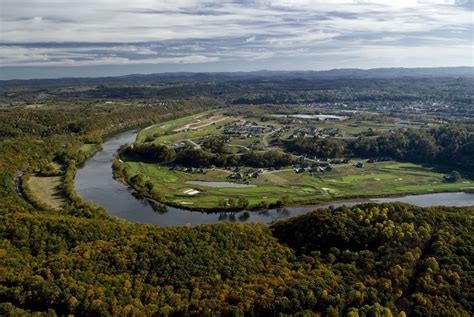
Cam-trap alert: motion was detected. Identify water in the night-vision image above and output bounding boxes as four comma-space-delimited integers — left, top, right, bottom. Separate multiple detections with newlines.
372, 192, 474, 207
74, 130, 474, 227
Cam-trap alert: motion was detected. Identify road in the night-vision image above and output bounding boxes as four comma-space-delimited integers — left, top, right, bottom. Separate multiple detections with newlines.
184, 139, 201, 149
174, 116, 228, 132
262, 129, 281, 148
14, 170, 29, 202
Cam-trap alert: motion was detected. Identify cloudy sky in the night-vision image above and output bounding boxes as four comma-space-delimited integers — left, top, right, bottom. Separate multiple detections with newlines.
0, 0, 472, 79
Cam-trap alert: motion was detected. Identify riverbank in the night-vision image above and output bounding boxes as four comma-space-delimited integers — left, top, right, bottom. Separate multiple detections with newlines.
75, 129, 474, 226
114, 108, 474, 212
115, 156, 473, 212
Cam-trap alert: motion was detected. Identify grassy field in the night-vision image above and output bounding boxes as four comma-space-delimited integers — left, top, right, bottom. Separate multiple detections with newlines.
136, 109, 218, 143
123, 110, 469, 210
122, 160, 472, 210
137, 109, 277, 150
28, 175, 67, 210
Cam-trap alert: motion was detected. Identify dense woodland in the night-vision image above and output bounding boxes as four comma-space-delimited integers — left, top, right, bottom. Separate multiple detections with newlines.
285, 125, 474, 171
120, 143, 296, 169
0, 76, 472, 315
121, 124, 473, 173
1, 203, 472, 316
0, 98, 217, 215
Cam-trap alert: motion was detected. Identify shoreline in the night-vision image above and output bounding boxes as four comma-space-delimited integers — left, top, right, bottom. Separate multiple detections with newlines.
114, 160, 473, 213
75, 124, 474, 225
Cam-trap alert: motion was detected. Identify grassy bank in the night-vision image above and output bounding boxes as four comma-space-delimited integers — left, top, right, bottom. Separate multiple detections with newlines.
118, 159, 472, 211
119, 110, 473, 211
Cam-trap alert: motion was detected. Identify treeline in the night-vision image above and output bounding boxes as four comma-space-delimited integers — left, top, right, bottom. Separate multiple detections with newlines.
121, 143, 295, 168
3, 77, 473, 117
0, 99, 217, 216
0, 99, 216, 139
286, 125, 473, 170
0, 203, 471, 316
271, 203, 473, 316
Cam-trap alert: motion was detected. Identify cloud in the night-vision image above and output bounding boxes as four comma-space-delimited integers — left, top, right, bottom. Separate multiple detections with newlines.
0, 0, 472, 76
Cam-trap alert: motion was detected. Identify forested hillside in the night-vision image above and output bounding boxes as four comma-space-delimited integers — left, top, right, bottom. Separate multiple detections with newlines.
285, 125, 474, 171
0, 99, 218, 214
0, 79, 472, 316
0, 203, 472, 316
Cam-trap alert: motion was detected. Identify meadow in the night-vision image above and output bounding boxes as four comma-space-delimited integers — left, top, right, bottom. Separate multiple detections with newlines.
27, 175, 66, 210
122, 160, 471, 209
121, 109, 471, 210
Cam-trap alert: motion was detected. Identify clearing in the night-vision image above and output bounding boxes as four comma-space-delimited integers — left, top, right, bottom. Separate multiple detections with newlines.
28, 175, 67, 210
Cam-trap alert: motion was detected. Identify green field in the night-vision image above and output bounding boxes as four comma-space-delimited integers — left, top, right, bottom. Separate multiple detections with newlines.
121, 160, 471, 209
136, 109, 218, 143
121, 110, 471, 210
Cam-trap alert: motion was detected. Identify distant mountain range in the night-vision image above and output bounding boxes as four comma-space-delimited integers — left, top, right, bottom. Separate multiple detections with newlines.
1, 67, 472, 87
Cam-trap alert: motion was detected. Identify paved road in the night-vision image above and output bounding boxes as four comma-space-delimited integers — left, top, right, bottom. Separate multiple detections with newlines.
184, 139, 201, 149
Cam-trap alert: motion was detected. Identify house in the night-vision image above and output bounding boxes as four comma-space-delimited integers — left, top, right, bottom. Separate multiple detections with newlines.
231, 172, 243, 179
294, 167, 305, 173
169, 142, 187, 150
224, 123, 270, 136
367, 157, 391, 163
247, 172, 259, 178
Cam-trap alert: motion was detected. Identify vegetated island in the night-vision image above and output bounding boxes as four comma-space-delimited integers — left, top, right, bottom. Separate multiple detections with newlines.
114, 107, 473, 211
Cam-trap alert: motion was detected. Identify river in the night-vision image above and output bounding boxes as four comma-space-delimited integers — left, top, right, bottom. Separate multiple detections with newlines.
74, 130, 474, 227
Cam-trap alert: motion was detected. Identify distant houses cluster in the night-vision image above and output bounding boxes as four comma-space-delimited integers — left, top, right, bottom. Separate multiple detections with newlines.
294, 164, 332, 174
367, 157, 392, 163
169, 165, 211, 174
229, 167, 262, 180
223, 122, 273, 137
290, 127, 342, 138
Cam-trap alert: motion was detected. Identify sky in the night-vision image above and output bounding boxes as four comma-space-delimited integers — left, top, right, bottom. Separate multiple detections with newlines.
0, 0, 473, 79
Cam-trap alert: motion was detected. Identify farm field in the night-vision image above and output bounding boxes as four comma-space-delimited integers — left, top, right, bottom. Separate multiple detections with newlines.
27, 175, 67, 210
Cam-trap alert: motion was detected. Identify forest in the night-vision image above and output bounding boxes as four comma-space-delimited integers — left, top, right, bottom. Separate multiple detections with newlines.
121, 143, 296, 169
285, 125, 473, 171
120, 123, 473, 188
0, 203, 472, 316
0, 76, 472, 315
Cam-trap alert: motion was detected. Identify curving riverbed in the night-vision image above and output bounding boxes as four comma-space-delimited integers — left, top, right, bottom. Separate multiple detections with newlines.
74, 130, 474, 227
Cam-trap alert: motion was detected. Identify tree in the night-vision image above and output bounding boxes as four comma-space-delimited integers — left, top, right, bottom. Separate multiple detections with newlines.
237, 197, 249, 209
446, 171, 461, 183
